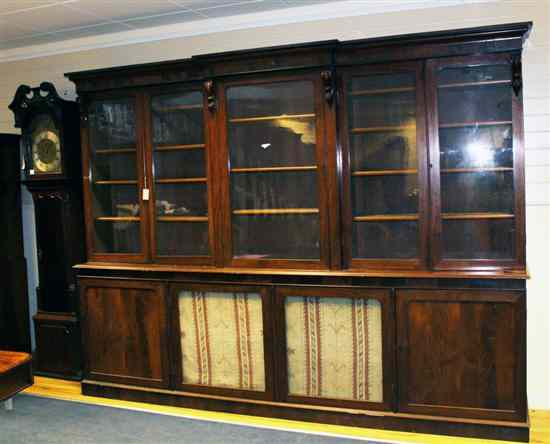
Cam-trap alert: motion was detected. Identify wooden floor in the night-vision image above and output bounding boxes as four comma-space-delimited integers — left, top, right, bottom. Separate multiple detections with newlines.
23, 377, 549, 444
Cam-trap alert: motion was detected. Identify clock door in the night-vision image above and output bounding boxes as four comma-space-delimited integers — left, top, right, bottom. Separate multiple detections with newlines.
28, 113, 63, 177
83, 94, 149, 262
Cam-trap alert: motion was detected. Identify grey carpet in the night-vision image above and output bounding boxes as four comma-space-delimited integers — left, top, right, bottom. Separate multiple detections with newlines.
0, 395, 387, 444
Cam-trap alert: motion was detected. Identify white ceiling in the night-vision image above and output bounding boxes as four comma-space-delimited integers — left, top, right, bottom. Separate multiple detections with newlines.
0, 0, 492, 60
0, 0, 339, 50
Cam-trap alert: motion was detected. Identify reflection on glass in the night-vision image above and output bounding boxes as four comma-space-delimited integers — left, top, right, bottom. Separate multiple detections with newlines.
151, 91, 210, 257
347, 71, 419, 260
227, 80, 320, 260
89, 98, 141, 254
439, 125, 513, 169
437, 64, 515, 260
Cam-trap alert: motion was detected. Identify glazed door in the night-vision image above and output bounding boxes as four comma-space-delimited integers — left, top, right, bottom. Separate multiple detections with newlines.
275, 286, 394, 411
217, 73, 335, 269
427, 54, 525, 270
82, 94, 149, 262
340, 62, 428, 270
145, 87, 215, 265
396, 289, 526, 421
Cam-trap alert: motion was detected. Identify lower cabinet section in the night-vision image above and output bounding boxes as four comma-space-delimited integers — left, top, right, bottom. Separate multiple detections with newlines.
79, 279, 170, 388
396, 289, 526, 422
77, 276, 528, 442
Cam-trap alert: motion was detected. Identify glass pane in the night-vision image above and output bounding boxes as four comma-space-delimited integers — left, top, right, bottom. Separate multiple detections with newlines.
352, 175, 418, 215
436, 63, 516, 261
227, 81, 313, 118
285, 296, 383, 402
438, 65, 510, 85
350, 91, 415, 128
350, 131, 417, 171
178, 290, 265, 391
439, 125, 513, 169
353, 221, 418, 259
88, 98, 141, 254
231, 171, 317, 210
441, 171, 514, 213
438, 85, 511, 125
94, 219, 140, 254
157, 222, 209, 256
93, 152, 137, 181
154, 149, 205, 179
347, 71, 419, 260
155, 183, 207, 216
227, 80, 320, 260
90, 99, 136, 149
152, 92, 204, 146
233, 214, 319, 259
151, 91, 210, 257
442, 219, 515, 259
228, 119, 316, 168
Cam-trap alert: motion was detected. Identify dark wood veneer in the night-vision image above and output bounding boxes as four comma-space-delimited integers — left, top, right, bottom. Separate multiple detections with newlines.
70, 23, 531, 442
79, 278, 170, 388
396, 289, 526, 421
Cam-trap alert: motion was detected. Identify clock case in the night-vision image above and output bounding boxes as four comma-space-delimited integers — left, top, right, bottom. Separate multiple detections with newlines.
9, 82, 85, 379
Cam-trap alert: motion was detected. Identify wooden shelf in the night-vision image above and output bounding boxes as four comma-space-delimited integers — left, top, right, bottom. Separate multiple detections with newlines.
94, 148, 136, 154
442, 212, 515, 220
153, 104, 202, 112
351, 86, 415, 96
155, 144, 205, 151
229, 113, 315, 123
231, 165, 317, 173
95, 216, 140, 222
233, 208, 319, 216
157, 216, 208, 222
439, 121, 512, 129
351, 124, 415, 134
94, 180, 137, 185
441, 167, 514, 173
354, 214, 419, 222
438, 79, 511, 89
156, 177, 207, 184
352, 169, 417, 177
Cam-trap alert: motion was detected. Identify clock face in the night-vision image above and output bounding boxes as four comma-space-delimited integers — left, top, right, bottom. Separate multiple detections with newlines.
30, 114, 62, 175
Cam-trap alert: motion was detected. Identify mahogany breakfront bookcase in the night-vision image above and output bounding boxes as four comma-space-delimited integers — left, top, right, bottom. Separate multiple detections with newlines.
67, 23, 532, 441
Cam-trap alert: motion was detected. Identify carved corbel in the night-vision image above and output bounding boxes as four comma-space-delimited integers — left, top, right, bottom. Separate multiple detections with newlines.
204, 80, 216, 112
321, 70, 335, 107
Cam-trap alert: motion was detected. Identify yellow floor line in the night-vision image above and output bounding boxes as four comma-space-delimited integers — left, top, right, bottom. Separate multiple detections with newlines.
22, 378, 549, 444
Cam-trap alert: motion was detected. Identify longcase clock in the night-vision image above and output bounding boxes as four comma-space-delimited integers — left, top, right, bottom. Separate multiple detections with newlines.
9, 82, 84, 379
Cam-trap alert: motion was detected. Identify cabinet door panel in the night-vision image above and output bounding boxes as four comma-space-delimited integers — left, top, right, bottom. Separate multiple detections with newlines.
220, 74, 332, 268
80, 279, 169, 388
341, 62, 428, 268
83, 94, 149, 262
170, 284, 273, 400
396, 289, 526, 421
276, 286, 394, 411
148, 89, 213, 264
427, 54, 525, 270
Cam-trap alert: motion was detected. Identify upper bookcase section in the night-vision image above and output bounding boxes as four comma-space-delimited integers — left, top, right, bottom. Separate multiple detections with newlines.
67, 22, 532, 275
66, 22, 531, 93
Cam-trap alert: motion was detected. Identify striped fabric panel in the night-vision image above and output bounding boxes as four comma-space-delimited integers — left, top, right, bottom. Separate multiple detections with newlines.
179, 291, 265, 391
286, 296, 383, 402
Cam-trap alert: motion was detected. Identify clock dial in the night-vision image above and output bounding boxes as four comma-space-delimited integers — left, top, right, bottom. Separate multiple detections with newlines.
30, 114, 62, 175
